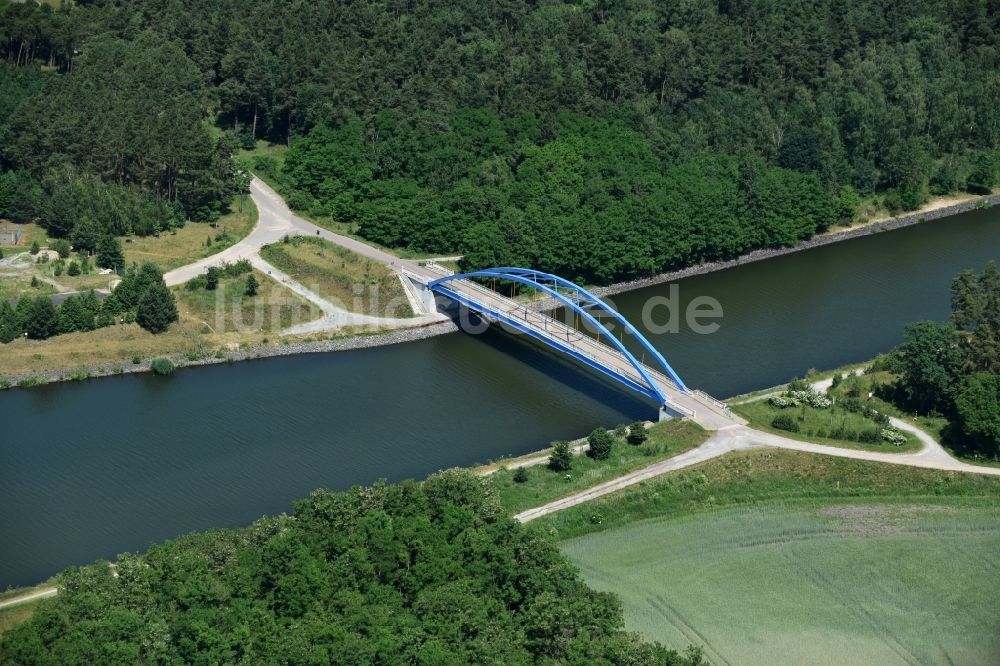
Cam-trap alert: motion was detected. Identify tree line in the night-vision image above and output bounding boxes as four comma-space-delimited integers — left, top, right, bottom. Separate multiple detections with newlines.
884, 261, 1000, 458
275, 111, 845, 283
0, 469, 705, 665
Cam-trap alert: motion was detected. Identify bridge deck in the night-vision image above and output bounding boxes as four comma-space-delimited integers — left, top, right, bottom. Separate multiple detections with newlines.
429, 275, 745, 430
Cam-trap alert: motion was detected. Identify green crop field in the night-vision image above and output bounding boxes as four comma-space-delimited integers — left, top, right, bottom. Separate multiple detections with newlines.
561, 499, 1000, 665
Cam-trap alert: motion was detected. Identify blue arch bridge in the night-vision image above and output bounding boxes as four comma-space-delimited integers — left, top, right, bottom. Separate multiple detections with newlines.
403, 264, 743, 430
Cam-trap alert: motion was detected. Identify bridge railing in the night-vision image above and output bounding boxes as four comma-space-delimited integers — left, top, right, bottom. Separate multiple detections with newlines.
445, 278, 691, 397
691, 389, 731, 411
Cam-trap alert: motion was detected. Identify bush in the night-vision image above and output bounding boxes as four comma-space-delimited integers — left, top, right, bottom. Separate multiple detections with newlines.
880, 428, 908, 446
132, 355, 142, 364
150, 358, 175, 376
587, 428, 614, 460
626, 421, 648, 445
858, 429, 881, 444
205, 266, 221, 290
771, 414, 800, 432
548, 440, 573, 472
613, 424, 628, 439
30, 240, 40, 255
67, 260, 80, 276
245, 274, 259, 297
51, 239, 71, 259
512, 467, 529, 483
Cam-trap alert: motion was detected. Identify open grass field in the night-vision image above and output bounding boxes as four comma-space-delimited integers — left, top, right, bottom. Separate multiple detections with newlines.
733, 398, 921, 453
488, 420, 708, 514
561, 498, 1000, 665
174, 269, 320, 334
260, 236, 413, 317
121, 203, 257, 272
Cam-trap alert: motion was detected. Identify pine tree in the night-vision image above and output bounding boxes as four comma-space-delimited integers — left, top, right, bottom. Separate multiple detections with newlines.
245, 274, 259, 296
627, 421, 648, 446
136, 280, 178, 334
21, 296, 59, 340
0, 300, 18, 343
587, 428, 614, 460
96, 235, 125, 272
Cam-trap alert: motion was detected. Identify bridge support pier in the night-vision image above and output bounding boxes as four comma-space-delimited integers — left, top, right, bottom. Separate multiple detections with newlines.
658, 405, 673, 422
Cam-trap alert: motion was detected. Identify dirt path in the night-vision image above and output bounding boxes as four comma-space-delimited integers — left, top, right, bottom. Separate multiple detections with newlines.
163, 178, 446, 333
0, 587, 57, 610
515, 370, 999, 522
515, 422, 1000, 522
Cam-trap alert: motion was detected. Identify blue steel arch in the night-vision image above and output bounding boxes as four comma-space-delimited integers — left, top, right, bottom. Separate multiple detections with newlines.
428, 267, 689, 405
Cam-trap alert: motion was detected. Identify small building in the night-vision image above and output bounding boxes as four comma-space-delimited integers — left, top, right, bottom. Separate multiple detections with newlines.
0, 225, 22, 246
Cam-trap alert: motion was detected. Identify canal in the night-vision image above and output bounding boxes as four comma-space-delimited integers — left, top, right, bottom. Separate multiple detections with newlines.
1, 205, 998, 587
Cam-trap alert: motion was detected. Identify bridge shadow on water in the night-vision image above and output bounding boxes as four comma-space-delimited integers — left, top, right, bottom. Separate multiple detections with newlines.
443, 307, 655, 422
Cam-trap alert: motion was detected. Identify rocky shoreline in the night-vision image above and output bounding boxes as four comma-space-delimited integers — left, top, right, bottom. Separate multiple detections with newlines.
2, 193, 995, 389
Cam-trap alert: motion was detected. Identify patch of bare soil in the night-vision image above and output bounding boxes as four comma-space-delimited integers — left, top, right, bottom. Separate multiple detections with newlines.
818, 504, 955, 537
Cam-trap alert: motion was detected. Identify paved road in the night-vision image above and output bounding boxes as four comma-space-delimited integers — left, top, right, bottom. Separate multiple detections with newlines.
163, 178, 446, 332
432, 276, 744, 430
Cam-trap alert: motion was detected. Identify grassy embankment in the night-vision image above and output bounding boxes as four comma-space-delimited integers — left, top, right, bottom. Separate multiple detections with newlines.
733, 398, 921, 453
121, 202, 257, 272
260, 236, 414, 318
0, 603, 41, 639
0, 580, 58, 639
485, 420, 708, 515
541, 448, 1000, 664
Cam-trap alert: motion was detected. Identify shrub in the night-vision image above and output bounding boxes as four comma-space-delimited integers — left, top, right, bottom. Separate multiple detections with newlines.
626, 421, 648, 445
512, 467, 529, 483
548, 440, 573, 472
245, 274, 259, 297
587, 428, 614, 460
205, 266, 221, 290
222, 259, 253, 277
185, 275, 208, 290
771, 414, 800, 432
788, 377, 810, 392
67, 260, 80, 276
613, 424, 628, 439
858, 429, 881, 444
30, 240, 40, 255
132, 355, 142, 364
51, 239, 71, 259
880, 428, 908, 446
151, 358, 174, 376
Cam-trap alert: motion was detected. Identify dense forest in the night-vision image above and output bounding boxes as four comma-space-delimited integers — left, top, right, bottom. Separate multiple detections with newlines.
0, 470, 704, 665
1, 0, 998, 283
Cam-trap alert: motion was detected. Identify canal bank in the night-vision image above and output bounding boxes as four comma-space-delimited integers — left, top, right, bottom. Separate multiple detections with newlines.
1, 196, 998, 589
2, 192, 996, 388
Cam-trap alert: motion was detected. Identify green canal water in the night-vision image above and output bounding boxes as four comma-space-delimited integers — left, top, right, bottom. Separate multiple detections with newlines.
1, 206, 998, 587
